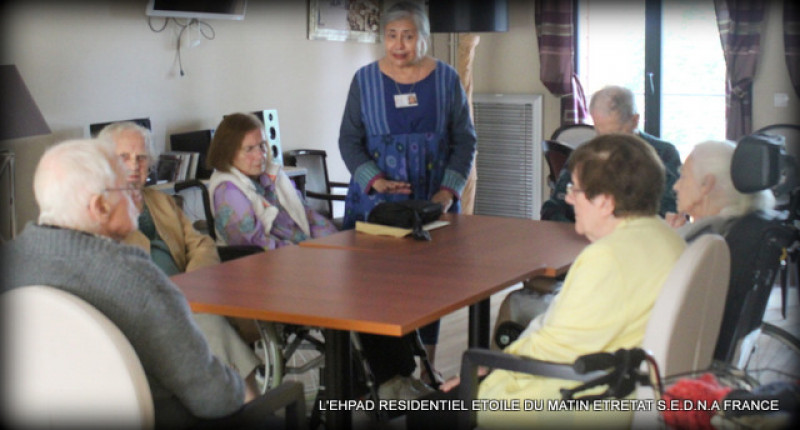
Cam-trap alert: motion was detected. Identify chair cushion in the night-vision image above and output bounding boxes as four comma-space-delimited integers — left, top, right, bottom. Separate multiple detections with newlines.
1, 285, 154, 428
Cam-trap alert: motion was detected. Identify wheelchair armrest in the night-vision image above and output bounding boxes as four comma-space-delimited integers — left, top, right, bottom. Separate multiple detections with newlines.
173, 179, 216, 240
173, 179, 205, 193
305, 190, 346, 202
329, 181, 349, 189
457, 348, 605, 429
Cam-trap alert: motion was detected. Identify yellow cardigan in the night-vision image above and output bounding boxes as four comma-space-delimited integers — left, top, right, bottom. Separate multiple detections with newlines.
477, 217, 685, 428
124, 188, 219, 272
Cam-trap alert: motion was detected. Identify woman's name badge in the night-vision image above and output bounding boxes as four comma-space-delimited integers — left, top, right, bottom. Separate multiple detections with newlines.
394, 93, 418, 108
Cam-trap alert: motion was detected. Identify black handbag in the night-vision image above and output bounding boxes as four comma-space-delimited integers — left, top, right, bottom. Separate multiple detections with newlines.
367, 200, 443, 241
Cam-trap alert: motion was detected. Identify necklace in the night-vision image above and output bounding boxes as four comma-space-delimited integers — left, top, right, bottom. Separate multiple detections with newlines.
392, 63, 421, 109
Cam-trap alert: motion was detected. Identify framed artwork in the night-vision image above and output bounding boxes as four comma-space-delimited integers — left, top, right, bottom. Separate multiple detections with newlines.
308, 0, 382, 43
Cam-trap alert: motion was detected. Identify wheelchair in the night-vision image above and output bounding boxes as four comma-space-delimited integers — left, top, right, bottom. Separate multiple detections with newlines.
491, 131, 800, 391
172, 180, 326, 409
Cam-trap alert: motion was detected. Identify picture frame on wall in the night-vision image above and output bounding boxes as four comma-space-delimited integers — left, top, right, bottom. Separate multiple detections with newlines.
307, 0, 382, 43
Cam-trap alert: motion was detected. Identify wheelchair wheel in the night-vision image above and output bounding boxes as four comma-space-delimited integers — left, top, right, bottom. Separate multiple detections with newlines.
740, 322, 800, 386
255, 321, 285, 393
255, 322, 325, 410
281, 327, 324, 412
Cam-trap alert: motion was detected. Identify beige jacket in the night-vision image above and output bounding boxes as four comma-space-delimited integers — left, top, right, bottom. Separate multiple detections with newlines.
124, 188, 220, 272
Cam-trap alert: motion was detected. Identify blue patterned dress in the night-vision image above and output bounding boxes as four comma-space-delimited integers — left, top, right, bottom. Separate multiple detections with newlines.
338, 60, 477, 345
339, 60, 477, 229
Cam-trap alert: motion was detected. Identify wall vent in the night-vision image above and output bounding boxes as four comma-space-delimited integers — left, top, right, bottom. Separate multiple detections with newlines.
472, 93, 543, 219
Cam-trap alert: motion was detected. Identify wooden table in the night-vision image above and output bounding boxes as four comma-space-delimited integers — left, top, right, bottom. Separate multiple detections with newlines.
299, 214, 588, 346
171, 214, 587, 428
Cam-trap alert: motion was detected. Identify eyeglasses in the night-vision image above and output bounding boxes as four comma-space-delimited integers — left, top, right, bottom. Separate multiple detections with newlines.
566, 182, 585, 196
118, 153, 150, 165
242, 141, 269, 154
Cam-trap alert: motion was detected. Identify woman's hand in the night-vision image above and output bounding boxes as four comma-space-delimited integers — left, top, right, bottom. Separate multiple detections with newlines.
372, 178, 412, 194
665, 211, 689, 229
439, 375, 461, 393
431, 189, 454, 213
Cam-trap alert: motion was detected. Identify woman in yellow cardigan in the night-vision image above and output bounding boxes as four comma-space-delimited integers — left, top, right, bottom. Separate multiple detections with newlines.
414, 134, 686, 429
98, 122, 261, 400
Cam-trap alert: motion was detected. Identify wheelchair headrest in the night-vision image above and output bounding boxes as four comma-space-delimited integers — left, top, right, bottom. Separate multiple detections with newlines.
731, 132, 798, 197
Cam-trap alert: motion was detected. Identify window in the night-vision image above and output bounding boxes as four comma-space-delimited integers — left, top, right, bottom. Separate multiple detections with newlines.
577, 0, 726, 159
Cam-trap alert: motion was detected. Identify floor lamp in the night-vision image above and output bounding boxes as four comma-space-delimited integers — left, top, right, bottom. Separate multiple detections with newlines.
429, 0, 508, 215
0, 65, 51, 241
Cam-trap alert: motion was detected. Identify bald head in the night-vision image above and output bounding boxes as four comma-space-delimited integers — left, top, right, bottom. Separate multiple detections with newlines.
589, 85, 640, 135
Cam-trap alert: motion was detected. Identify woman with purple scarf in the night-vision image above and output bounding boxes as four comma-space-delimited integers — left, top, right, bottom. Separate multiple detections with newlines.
206, 112, 338, 249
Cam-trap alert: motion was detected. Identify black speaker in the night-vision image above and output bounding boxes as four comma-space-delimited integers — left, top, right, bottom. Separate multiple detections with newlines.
428, 0, 509, 33
170, 129, 214, 179
252, 109, 283, 165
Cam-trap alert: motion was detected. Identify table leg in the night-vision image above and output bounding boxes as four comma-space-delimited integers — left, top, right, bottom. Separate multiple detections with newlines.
468, 298, 491, 348
322, 329, 351, 429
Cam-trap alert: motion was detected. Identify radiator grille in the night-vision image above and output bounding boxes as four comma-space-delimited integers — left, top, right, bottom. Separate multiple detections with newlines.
473, 94, 543, 219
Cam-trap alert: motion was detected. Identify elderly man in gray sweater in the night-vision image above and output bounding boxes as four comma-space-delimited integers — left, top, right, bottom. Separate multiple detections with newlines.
1, 139, 254, 429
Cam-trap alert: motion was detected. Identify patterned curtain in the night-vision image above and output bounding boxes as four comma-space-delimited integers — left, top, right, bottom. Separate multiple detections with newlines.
714, 0, 767, 140
786, 1, 800, 98
534, 0, 589, 125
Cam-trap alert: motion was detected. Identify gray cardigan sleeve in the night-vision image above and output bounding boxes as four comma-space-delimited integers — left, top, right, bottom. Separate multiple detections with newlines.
121, 255, 245, 420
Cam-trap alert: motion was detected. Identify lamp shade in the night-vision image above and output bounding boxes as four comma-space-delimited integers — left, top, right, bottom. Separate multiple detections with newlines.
0, 65, 51, 140
429, 0, 509, 33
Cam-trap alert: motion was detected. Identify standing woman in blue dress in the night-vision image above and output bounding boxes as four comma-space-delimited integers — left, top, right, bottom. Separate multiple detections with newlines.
338, 1, 477, 384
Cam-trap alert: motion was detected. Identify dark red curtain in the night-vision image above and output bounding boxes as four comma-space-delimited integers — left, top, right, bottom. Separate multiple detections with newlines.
714, 0, 767, 140
534, 0, 589, 126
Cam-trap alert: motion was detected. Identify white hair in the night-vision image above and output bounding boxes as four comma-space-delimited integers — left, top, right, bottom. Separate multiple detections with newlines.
690, 140, 775, 216
589, 85, 638, 124
97, 121, 157, 166
34, 139, 121, 233
383, 1, 430, 59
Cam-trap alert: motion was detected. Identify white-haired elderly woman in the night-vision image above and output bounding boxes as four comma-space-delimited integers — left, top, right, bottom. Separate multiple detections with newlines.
666, 140, 775, 241
338, 0, 477, 383
98, 122, 262, 397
